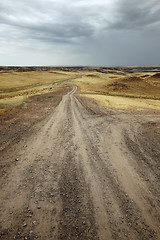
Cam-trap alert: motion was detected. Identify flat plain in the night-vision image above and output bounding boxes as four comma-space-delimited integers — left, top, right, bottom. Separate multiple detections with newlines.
0, 66, 160, 240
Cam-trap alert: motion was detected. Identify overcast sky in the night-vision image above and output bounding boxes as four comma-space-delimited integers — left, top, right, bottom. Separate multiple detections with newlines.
0, 0, 160, 66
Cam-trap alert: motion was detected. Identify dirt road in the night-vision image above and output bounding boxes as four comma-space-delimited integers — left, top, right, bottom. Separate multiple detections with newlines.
0, 86, 160, 240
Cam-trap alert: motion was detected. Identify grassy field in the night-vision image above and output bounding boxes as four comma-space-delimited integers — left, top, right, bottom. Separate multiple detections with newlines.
0, 66, 160, 112
72, 70, 160, 110
0, 68, 76, 112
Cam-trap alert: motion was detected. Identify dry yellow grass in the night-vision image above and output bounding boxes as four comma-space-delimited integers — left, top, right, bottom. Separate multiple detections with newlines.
83, 94, 160, 111
74, 72, 160, 98
72, 71, 160, 111
0, 71, 72, 90
72, 73, 117, 94
0, 70, 76, 111
0, 67, 160, 112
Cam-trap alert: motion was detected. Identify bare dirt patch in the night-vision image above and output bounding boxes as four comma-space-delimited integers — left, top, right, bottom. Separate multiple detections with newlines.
150, 73, 160, 79
107, 83, 129, 91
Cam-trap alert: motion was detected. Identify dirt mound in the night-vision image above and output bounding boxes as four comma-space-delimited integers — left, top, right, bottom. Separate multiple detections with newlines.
108, 83, 129, 91
123, 76, 143, 82
86, 74, 99, 78
49, 71, 66, 75
142, 74, 149, 78
150, 73, 160, 79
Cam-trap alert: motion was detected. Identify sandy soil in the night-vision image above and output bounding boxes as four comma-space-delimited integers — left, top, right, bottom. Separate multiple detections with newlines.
0, 86, 160, 240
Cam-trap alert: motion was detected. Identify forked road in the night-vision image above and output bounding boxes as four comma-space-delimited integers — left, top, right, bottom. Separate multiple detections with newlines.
0, 86, 160, 240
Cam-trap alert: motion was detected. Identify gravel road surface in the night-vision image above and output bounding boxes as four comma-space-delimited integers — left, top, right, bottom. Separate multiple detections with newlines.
0, 86, 160, 240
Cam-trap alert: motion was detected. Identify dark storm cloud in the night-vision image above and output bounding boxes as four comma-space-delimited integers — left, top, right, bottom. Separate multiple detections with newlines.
111, 0, 160, 30
1, 0, 160, 45
0, 0, 160, 65
0, 0, 97, 45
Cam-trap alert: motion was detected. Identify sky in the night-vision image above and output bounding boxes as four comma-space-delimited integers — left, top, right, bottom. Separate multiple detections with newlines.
0, 0, 160, 66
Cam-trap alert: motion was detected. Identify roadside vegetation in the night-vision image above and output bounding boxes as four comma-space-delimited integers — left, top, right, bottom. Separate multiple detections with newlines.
0, 66, 160, 113
72, 70, 160, 110
0, 68, 75, 113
